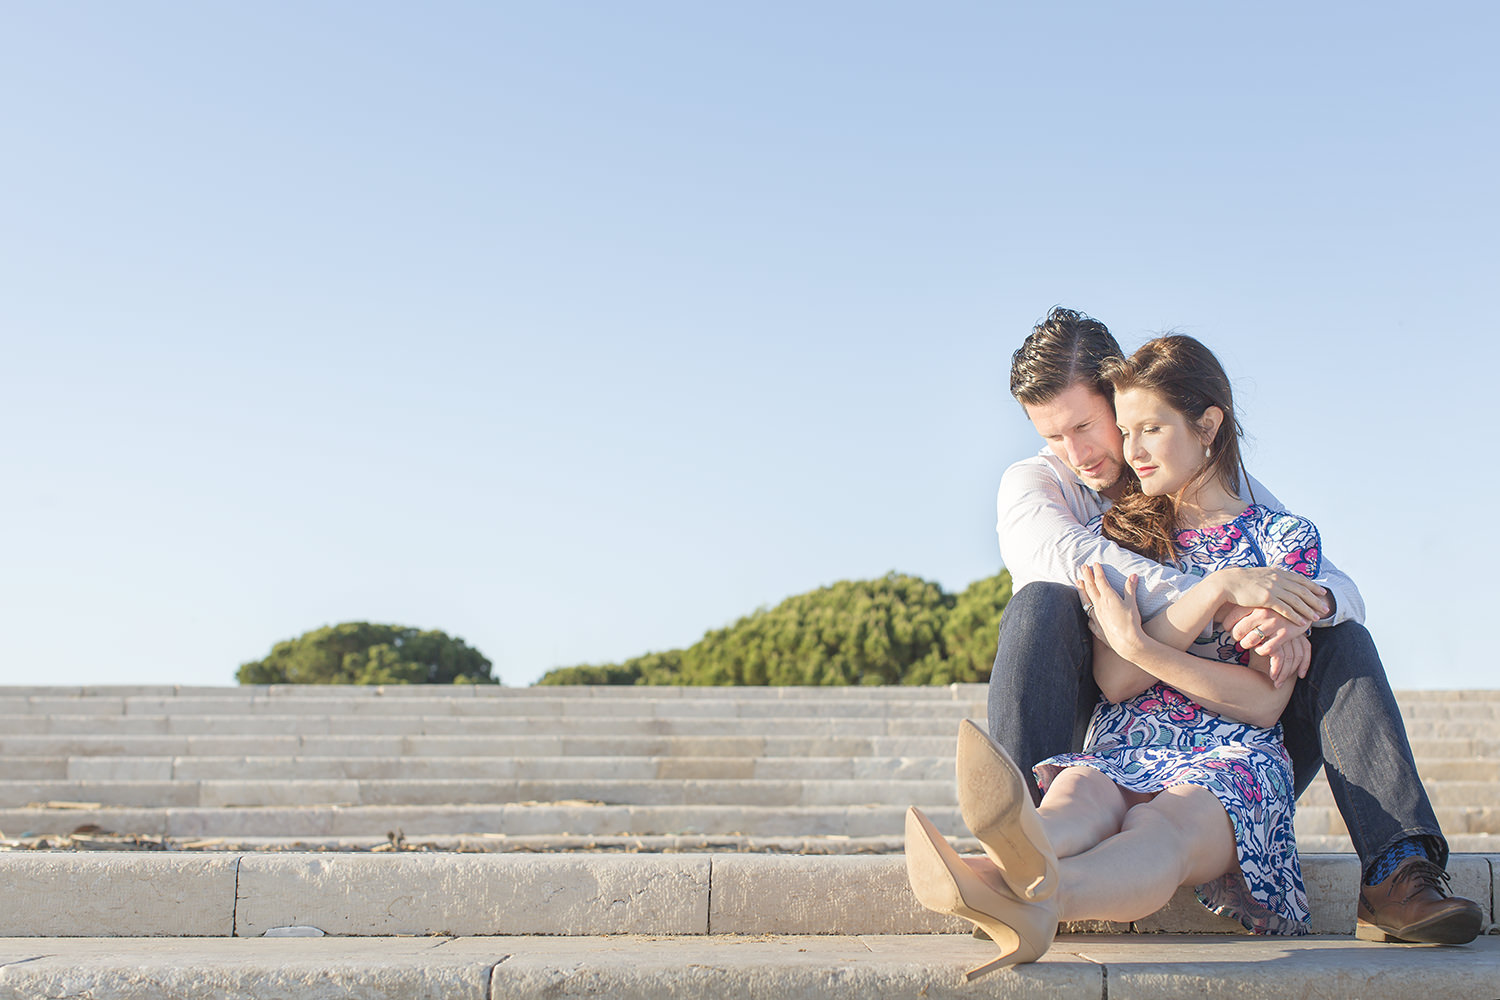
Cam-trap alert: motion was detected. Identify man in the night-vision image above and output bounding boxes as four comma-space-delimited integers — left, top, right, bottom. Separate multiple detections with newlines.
988, 306, 1481, 945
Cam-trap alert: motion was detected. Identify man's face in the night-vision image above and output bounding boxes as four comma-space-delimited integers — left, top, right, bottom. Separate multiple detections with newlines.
1023, 382, 1127, 498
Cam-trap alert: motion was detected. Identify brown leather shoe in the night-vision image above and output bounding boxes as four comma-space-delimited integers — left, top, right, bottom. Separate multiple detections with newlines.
1356, 857, 1483, 944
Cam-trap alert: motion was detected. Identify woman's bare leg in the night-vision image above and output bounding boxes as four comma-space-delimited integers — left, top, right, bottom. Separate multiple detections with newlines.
1055, 783, 1239, 924
1035, 766, 1136, 858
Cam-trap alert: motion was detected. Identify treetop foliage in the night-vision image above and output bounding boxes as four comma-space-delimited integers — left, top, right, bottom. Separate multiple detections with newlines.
237, 622, 496, 685
538, 570, 1011, 687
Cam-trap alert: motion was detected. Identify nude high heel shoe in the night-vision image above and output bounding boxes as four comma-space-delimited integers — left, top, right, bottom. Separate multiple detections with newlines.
904, 806, 1059, 979
956, 719, 1059, 901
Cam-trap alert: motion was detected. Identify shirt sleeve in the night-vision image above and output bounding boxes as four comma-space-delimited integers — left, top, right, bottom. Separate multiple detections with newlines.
995, 460, 1203, 621
1242, 474, 1364, 626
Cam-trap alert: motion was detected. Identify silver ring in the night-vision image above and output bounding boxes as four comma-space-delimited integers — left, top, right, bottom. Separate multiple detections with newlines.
1251, 625, 1266, 641
1082, 603, 1094, 616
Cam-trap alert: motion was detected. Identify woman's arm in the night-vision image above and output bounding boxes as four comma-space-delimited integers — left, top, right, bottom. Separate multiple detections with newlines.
1099, 565, 1315, 703
1078, 564, 1296, 728
1090, 635, 1157, 703
1147, 565, 1325, 647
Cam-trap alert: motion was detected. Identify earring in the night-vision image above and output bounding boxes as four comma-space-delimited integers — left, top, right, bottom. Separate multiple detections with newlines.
1205, 446, 1211, 459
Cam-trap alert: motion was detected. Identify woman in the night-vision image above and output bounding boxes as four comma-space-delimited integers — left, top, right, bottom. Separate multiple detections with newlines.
906, 335, 1317, 979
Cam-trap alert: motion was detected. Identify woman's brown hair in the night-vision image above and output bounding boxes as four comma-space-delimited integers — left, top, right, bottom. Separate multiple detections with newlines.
1098, 335, 1246, 563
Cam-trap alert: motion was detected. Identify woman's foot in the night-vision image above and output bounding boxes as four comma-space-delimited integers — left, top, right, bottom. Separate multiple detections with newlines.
904, 806, 1059, 979
956, 719, 1060, 901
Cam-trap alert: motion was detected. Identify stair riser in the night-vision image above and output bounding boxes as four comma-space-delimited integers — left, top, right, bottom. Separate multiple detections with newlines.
0, 778, 961, 809
0, 735, 960, 758
3, 803, 934, 839
0, 852, 1491, 938
1, 755, 956, 782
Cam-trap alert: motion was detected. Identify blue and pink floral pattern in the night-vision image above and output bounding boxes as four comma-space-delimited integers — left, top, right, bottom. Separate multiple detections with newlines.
1035, 504, 1321, 935
1175, 506, 1322, 666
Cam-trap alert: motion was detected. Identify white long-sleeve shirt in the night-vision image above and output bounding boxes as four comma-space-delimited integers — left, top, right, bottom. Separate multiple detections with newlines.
995, 447, 1364, 626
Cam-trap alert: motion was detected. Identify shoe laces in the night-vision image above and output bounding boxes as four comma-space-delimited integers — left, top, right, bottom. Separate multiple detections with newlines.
1392, 858, 1451, 903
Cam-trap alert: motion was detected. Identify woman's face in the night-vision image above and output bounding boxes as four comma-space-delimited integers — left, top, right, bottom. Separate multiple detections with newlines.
1113, 387, 1212, 497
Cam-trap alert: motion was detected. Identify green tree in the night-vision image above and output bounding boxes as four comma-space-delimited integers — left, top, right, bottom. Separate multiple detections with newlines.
907, 571, 1014, 685
537, 570, 1013, 686
682, 574, 952, 686
237, 622, 496, 685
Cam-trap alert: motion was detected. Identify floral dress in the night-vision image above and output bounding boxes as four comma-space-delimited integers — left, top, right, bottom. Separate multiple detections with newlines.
1035, 504, 1320, 935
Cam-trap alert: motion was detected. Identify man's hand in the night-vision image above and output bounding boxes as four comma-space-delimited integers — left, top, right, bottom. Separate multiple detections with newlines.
1264, 634, 1310, 687
1224, 606, 1310, 688
1224, 606, 1298, 655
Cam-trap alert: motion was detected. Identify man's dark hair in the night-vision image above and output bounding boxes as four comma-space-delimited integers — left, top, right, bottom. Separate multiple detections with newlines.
1009, 306, 1126, 406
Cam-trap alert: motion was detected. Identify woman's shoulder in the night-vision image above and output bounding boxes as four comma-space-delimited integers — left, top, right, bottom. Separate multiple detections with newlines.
1240, 503, 1320, 536
1241, 505, 1322, 576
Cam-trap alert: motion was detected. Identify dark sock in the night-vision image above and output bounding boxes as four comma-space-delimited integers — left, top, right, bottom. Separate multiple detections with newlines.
1363, 837, 1432, 886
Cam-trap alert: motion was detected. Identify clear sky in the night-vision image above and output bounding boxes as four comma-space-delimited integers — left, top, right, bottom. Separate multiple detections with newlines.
3, 3, 1496, 690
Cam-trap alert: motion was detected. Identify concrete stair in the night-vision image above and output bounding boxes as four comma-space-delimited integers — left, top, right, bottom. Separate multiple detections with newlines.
3, 936, 1496, 999
1, 684, 1497, 998
2, 684, 1498, 852
0, 850, 1496, 997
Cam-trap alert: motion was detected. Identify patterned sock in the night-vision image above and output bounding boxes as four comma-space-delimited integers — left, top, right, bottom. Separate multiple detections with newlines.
1363, 837, 1432, 886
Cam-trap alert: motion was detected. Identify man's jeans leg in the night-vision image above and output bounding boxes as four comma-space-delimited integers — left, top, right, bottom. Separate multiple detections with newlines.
1281, 622, 1447, 868
987, 582, 1098, 804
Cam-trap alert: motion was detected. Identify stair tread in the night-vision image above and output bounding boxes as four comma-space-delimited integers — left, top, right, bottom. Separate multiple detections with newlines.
0, 933, 1495, 1000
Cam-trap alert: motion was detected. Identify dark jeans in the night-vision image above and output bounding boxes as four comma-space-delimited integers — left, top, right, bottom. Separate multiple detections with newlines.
986, 581, 1447, 870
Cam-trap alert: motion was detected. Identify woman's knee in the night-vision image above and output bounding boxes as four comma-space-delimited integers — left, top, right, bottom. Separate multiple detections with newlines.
1043, 767, 1129, 827
1124, 787, 1237, 881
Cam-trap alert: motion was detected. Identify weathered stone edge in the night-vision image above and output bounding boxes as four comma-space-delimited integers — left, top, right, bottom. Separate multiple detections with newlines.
0, 852, 1493, 938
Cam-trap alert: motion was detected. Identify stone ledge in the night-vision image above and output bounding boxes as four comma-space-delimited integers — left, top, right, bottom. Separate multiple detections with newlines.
234, 853, 710, 937
0, 852, 1493, 939
0, 934, 1497, 1000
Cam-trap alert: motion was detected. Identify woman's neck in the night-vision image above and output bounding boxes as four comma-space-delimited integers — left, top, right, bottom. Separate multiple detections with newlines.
1174, 480, 1245, 529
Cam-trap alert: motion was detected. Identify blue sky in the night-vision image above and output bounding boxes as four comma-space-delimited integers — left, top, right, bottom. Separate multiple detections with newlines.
3, 3, 1495, 690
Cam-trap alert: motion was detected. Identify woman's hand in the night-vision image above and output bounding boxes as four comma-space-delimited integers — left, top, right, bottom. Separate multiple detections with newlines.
1076, 563, 1147, 659
1208, 566, 1329, 627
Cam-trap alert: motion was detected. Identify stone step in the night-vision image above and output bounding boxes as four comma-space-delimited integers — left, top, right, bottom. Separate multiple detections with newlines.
1, 698, 1494, 723
0, 713, 972, 737
6, 682, 1498, 699
7, 828, 1500, 857
0, 802, 939, 839
0, 712, 972, 736
6, 753, 1490, 786
3, 772, 1498, 814
3, 756, 1494, 798
1409, 737, 1500, 759
2, 934, 1496, 1000
0, 733, 960, 758
0, 712, 979, 734
0, 777, 961, 809
0, 697, 993, 720
1296, 780, 1500, 808
1295, 804, 1500, 838
0, 683, 997, 699
0, 754, 957, 782
1296, 832, 1500, 854
0, 852, 1493, 938
3, 731, 1494, 763
8, 710, 1500, 743
11, 797, 1500, 842
0, 683, 1492, 712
